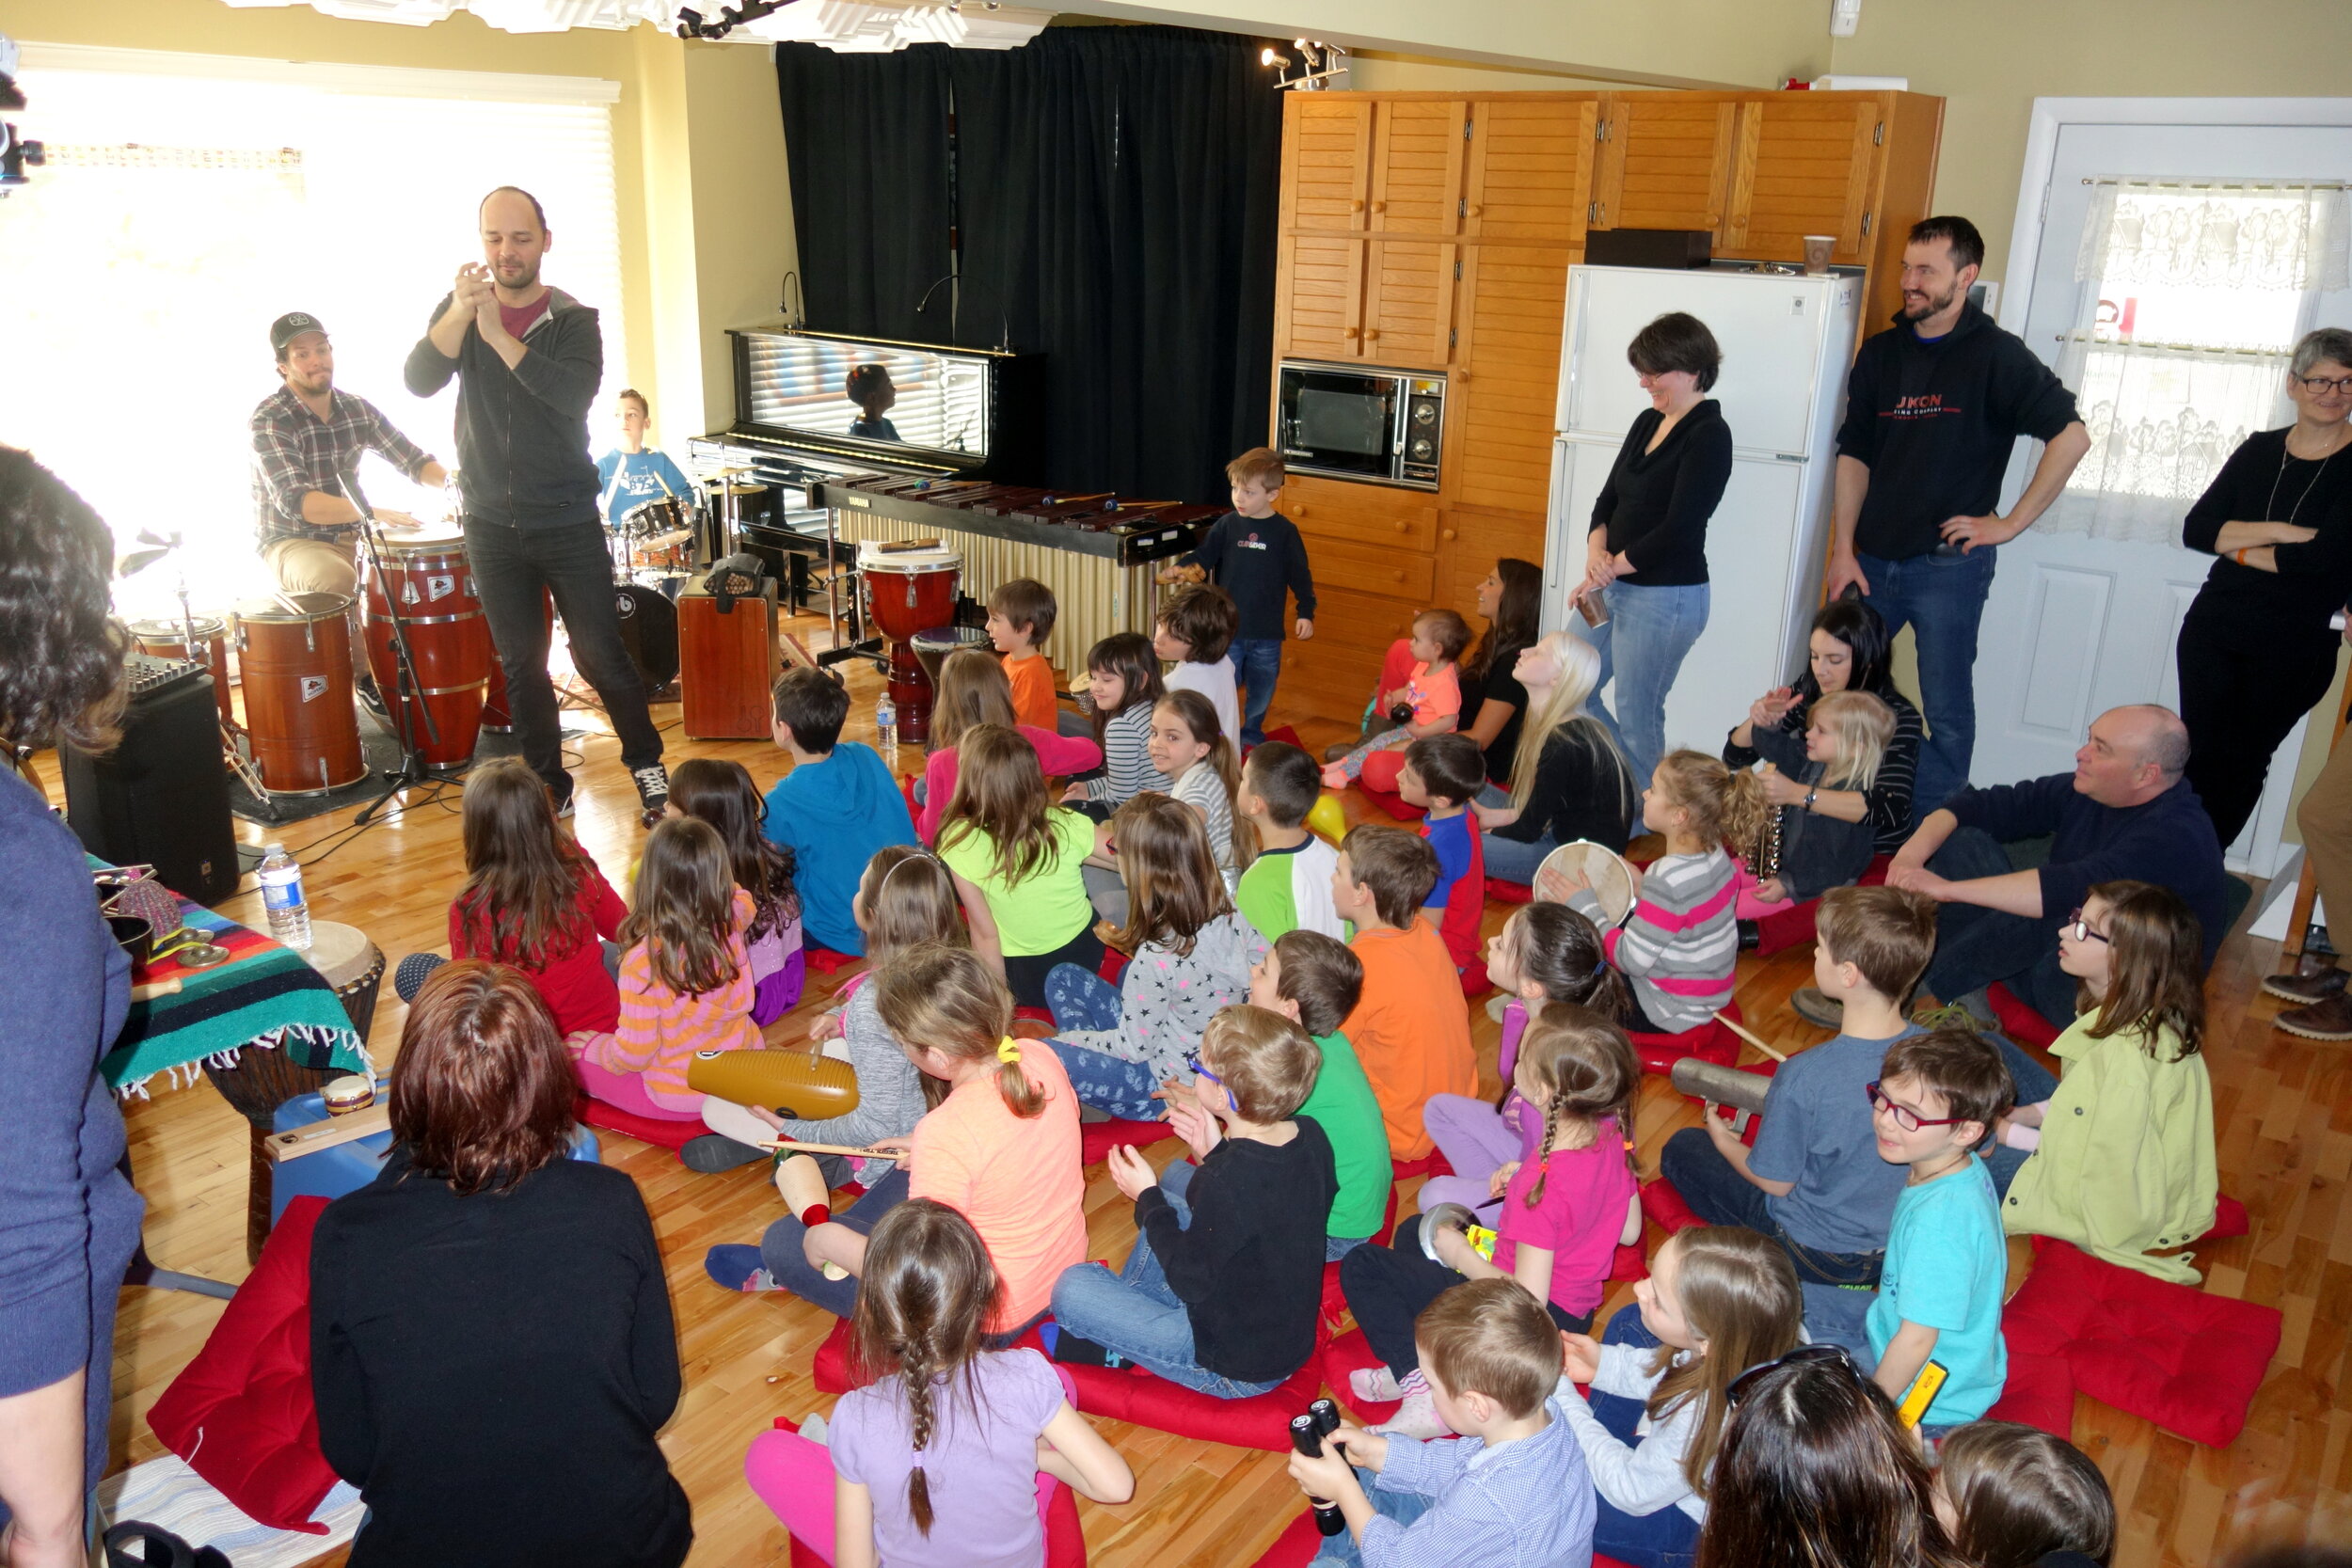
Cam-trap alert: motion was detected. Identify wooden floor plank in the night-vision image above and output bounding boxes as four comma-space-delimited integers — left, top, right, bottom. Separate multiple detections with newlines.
63, 605, 2352, 1566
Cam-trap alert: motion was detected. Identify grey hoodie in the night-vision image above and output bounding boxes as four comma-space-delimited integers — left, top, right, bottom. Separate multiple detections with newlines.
1057, 910, 1269, 1081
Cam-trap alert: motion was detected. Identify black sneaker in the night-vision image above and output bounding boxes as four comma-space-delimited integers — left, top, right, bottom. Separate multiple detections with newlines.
681, 1134, 771, 1173
357, 675, 391, 726
548, 775, 577, 819
632, 763, 670, 828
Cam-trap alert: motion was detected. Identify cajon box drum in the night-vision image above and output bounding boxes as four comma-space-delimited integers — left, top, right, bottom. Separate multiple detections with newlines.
678, 572, 780, 740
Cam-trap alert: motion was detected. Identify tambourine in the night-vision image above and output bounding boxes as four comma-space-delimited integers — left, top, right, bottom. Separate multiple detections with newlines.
1533, 839, 1638, 927
686, 1049, 861, 1120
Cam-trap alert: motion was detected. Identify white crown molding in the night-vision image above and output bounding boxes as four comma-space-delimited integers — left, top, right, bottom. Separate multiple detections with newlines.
19, 39, 622, 103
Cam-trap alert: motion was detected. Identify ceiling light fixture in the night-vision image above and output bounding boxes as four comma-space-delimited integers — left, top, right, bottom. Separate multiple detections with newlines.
1263, 37, 1345, 91
675, 0, 794, 39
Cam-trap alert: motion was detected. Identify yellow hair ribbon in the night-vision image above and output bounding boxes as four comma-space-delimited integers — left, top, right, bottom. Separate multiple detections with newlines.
996, 1035, 1023, 1065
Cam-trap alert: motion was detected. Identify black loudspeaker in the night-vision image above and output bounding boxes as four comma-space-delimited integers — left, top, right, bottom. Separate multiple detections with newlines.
62, 674, 240, 905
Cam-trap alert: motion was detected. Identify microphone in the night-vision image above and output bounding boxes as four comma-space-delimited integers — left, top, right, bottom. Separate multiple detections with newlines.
914, 273, 955, 315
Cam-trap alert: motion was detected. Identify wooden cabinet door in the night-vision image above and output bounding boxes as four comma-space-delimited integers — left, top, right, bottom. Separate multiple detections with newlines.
1462, 98, 1597, 246
1449, 245, 1572, 517
1369, 99, 1468, 235
1282, 96, 1375, 232
1360, 239, 1456, 369
1435, 505, 1549, 626
1722, 95, 1883, 262
1593, 95, 1738, 233
1277, 230, 1366, 361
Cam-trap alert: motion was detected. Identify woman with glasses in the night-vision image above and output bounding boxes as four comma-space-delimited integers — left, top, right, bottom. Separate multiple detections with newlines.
2177, 325, 2352, 850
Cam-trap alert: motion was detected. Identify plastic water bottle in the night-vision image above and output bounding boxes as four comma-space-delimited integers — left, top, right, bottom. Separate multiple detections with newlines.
258, 843, 312, 951
875, 692, 898, 760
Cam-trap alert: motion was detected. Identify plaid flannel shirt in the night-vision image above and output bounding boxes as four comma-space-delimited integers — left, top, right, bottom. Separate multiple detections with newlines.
250, 385, 436, 547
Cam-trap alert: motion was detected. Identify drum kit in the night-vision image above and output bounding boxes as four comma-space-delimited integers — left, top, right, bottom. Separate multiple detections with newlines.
607, 493, 696, 691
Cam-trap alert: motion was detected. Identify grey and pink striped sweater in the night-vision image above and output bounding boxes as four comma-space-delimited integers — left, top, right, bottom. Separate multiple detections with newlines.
1571, 847, 1739, 1034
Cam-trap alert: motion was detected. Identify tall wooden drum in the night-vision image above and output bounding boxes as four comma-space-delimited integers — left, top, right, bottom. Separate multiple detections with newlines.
858, 540, 961, 744
233, 594, 367, 794
362, 533, 490, 772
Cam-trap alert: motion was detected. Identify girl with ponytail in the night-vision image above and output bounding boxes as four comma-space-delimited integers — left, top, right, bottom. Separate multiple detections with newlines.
742, 1199, 1133, 1568
1338, 1003, 1643, 1439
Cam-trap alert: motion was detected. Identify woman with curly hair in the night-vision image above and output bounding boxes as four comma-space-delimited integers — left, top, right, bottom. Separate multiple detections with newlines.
0, 448, 140, 1568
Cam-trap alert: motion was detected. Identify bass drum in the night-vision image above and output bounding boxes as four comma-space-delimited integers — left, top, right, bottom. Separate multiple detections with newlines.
614, 583, 679, 690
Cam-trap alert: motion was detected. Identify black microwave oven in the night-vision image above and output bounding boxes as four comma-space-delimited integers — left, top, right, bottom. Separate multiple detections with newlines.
1276, 361, 1447, 491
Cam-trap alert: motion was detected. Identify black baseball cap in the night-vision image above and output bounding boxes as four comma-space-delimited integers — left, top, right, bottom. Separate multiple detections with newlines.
270, 312, 328, 353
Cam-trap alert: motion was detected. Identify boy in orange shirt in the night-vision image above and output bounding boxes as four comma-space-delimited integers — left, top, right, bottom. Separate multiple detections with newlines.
1330, 824, 1479, 1162
987, 577, 1063, 733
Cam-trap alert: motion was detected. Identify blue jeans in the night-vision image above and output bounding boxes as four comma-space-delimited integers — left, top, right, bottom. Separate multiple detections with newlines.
1231, 638, 1285, 746
757, 1166, 912, 1318
1047, 1176, 1284, 1399
1657, 1128, 1884, 1287
1853, 546, 1997, 823
1575, 579, 1710, 787
1043, 964, 1168, 1120
1588, 1305, 1703, 1568
1917, 827, 2077, 1060
1162, 1158, 1367, 1260
1308, 1474, 1438, 1565
1482, 829, 1558, 886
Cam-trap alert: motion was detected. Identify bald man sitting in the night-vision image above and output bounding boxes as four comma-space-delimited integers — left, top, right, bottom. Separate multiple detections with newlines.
1794, 705, 2228, 1091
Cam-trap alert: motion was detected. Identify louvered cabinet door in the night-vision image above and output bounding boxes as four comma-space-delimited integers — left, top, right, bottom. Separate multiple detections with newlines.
1277, 230, 1367, 361
1281, 95, 1375, 232
1461, 98, 1596, 246
1592, 94, 1739, 234
1722, 95, 1883, 263
1368, 99, 1469, 236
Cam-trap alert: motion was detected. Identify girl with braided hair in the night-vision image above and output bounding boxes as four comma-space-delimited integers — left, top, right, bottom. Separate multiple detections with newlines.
1339, 1003, 1643, 1438
742, 1199, 1133, 1567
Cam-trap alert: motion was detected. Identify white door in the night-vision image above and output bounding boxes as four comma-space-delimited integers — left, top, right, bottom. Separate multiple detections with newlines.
1976, 117, 2352, 875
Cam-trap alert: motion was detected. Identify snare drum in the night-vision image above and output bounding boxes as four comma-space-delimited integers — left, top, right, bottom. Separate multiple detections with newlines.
622, 497, 697, 574
361, 533, 490, 772
1534, 840, 1639, 927
129, 614, 236, 728
233, 594, 367, 794
860, 542, 962, 744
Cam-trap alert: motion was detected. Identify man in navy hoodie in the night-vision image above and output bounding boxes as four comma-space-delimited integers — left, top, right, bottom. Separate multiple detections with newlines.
1825, 215, 2090, 824
406, 186, 669, 826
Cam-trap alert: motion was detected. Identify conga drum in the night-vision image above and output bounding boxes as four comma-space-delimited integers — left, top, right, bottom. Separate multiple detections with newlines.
202, 919, 382, 1261
129, 614, 236, 729
233, 594, 367, 794
361, 533, 490, 772
858, 541, 961, 744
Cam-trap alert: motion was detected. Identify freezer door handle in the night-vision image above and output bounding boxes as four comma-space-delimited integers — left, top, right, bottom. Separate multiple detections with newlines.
1772, 452, 1808, 464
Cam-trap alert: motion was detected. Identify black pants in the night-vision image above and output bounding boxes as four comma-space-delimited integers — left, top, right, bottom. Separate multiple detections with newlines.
1002, 921, 1106, 1010
2177, 610, 2338, 848
464, 515, 663, 789
1339, 1216, 1592, 1378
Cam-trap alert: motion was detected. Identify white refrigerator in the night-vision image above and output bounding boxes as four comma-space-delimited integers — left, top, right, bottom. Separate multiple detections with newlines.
1544, 264, 1864, 760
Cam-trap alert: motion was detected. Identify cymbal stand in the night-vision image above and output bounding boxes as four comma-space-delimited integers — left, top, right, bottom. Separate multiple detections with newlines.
346, 477, 449, 827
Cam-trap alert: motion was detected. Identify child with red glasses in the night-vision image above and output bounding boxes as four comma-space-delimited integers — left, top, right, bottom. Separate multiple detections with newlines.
1862, 1028, 2013, 1440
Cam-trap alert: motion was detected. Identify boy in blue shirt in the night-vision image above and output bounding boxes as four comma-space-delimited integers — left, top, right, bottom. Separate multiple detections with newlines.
1160, 448, 1315, 746
595, 388, 693, 530
1865, 1027, 2013, 1435
1397, 733, 1485, 981
759, 668, 915, 956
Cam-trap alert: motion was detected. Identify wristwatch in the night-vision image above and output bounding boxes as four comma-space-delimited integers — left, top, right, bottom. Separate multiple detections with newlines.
1804, 788, 1819, 813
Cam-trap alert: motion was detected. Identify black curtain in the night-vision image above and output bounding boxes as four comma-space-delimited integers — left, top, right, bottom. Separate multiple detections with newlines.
774, 43, 953, 344
773, 26, 1279, 501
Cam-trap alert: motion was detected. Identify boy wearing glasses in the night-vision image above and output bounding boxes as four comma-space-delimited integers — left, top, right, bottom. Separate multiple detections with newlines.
1045, 1005, 1338, 1398
1864, 1028, 2014, 1435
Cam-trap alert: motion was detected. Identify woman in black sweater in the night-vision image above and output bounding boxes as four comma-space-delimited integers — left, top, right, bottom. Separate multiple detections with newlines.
1577, 311, 1735, 785
1724, 595, 1924, 853
1475, 630, 1642, 882
1457, 558, 1543, 786
310, 961, 690, 1568
2176, 327, 2352, 847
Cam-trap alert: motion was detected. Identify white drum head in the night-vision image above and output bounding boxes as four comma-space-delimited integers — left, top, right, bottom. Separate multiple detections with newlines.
857, 539, 961, 573
301, 920, 381, 989
1534, 840, 1636, 927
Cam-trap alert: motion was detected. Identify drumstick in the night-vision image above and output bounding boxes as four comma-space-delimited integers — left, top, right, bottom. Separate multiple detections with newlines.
1714, 1010, 1788, 1063
129, 976, 183, 1002
759, 1139, 905, 1161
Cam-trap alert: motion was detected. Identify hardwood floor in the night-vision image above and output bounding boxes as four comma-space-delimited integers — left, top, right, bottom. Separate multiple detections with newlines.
62, 613, 2351, 1567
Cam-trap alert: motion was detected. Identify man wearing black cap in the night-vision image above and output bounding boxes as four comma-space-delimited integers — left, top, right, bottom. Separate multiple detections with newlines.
250, 310, 448, 705
405, 185, 667, 824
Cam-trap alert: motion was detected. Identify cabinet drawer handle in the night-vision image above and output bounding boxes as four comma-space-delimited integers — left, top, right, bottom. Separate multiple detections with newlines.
1454, 368, 1470, 384
1466, 204, 1483, 218
1351, 198, 1365, 213
1363, 328, 1380, 341
1391, 569, 1406, 582
1372, 199, 1387, 214
1343, 326, 1360, 340
1441, 528, 1456, 541
1293, 505, 1308, 518
1393, 520, 1410, 533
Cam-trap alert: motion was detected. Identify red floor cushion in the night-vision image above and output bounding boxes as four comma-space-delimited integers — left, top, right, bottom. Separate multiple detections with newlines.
1752, 899, 1820, 958
1984, 1343, 2075, 1439
1389, 1149, 1454, 1182
1641, 1179, 1707, 1236
1247, 1510, 1628, 1568
1355, 779, 1426, 823
1081, 1117, 1178, 1165
575, 1093, 703, 1150
1062, 1355, 1327, 1451
803, 943, 860, 974
1605, 1241, 1648, 1284
1486, 877, 1533, 905
777, 1413, 1089, 1568
2000, 1237, 2280, 1448
1320, 1327, 1402, 1426
148, 1196, 338, 1533
1629, 1003, 1742, 1077
2204, 1194, 2249, 1243
1986, 982, 2061, 1050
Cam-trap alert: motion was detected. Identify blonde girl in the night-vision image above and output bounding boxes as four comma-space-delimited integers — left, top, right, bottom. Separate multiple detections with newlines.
1557, 1227, 1805, 1568
706, 944, 1088, 1332
691, 845, 961, 1174
1339, 1003, 1643, 1438
1145, 689, 1251, 880
1550, 749, 1761, 1036
742, 1199, 1134, 1568
1472, 631, 1643, 883
1737, 688, 1896, 916
1042, 793, 1270, 1120
1994, 879, 2217, 1281
1418, 901, 1633, 1214
916, 648, 1101, 844
936, 724, 1109, 1007
573, 816, 758, 1122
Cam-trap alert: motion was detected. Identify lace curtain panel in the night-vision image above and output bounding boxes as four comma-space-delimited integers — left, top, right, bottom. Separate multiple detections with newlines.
2045, 180, 2349, 545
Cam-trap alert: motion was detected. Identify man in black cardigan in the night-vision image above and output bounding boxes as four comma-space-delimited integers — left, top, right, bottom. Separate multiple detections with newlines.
405, 186, 667, 825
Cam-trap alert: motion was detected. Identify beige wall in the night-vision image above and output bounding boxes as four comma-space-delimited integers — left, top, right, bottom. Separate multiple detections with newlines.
5, 0, 796, 445
1346, 52, 1648, 95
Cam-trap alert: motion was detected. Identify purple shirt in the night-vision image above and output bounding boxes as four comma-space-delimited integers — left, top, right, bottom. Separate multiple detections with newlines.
830, 1347, 1066, 1568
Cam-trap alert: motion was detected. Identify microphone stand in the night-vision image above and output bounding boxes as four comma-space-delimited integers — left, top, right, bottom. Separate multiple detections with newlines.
345, 471, 448, 826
